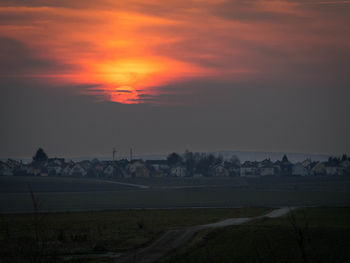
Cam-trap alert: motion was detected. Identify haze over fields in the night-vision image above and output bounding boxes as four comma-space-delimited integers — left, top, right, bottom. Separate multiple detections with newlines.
0, 0, 349, 159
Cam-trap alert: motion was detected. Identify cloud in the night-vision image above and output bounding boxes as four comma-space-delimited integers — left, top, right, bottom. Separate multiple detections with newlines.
0, 37, 77, 84
0, 0, 349, 105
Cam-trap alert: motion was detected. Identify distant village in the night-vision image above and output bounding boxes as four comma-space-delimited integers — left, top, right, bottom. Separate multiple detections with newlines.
1, 148, 349, 178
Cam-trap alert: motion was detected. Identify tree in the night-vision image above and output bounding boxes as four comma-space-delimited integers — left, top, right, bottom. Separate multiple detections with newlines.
230, 155, 241, 167
33, 148, 48, 162
183, 150, 195, 176
341, 154, 348, 162
282, 155, 289, 163
214, 154, 224, 166
167, 152, 182, 167
196, 154, 217, 176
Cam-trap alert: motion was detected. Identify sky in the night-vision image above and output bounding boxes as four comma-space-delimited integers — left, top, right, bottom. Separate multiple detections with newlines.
0, 0, 349, 159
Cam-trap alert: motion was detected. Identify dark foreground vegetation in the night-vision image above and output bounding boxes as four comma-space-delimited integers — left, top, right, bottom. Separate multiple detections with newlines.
0, 207, 350, 263
163, 207, 350, 263
0, 208, 268, 263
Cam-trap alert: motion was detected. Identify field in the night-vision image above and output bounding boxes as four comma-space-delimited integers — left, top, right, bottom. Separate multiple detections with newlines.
0, 207, 268, 263
0, 176, 135, 193
1, 207, 350, 263
116, 176, 350, 191
1, 176, 350, 262
162, 207, 350, 263
0, 176, 350, 213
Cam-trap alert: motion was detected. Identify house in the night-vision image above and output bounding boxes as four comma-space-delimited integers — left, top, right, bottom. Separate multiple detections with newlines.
69, 163, 87, 176
47, 158, 65, 166
146, 160, 169, 177
324, 157, 343, 176
103, 164, 114, 177
103, 163, 119, 178
273, 161, 282, 176
146, 160, 169, 172
5, 159, 26, 176
62, 163, 74, 176
39, 167, 49, 177
115, 159, 130, 178
212, 164, 229, 177
223, 161, 240, 177
340, 159, 350, 175
312, 162, 326, 176
292, 163, 309, 176
279, 155, 293, 176
301, 159, 312, 169
170, 165, 187, 177
0, 161, 13, 176
259, 159, 274, 176
325, 163, 343, 176
47, 165, 63, 176
6, 159, 22, 169
90, 161, 105, 177
46, 158, 65, 176
78, 160, 92, 171
240, 161, 258, 177
129, 160, 150, 178
27, 161, 49, 177
301, 158, 314, 176
27, 161, 44, 176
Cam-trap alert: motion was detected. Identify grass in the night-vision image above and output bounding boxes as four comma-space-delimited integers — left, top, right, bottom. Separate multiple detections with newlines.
162, 207, 350, 263
0, 207, 268, 262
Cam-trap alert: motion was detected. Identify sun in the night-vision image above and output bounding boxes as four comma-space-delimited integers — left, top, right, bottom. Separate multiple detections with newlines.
89, 58, 164, 103
110, 86, 139, 104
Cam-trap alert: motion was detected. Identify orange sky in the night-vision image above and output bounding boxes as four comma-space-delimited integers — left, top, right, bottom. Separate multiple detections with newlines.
0, 0, 349, 104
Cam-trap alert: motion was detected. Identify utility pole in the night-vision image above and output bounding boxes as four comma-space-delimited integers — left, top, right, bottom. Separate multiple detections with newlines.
130, 148, 133, 162
113, 147, 117, 161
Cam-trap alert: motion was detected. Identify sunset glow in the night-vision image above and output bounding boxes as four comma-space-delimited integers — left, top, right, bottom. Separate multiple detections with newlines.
0, 5, 214, 103
0, 1, 349, 104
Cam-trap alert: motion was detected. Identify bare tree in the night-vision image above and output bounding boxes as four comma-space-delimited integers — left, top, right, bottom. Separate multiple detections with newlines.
288, 208, 310, 263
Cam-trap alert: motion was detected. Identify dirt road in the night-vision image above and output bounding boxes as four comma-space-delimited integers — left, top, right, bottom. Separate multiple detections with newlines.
115, 207, 297, 263
99, 179, 149, 189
